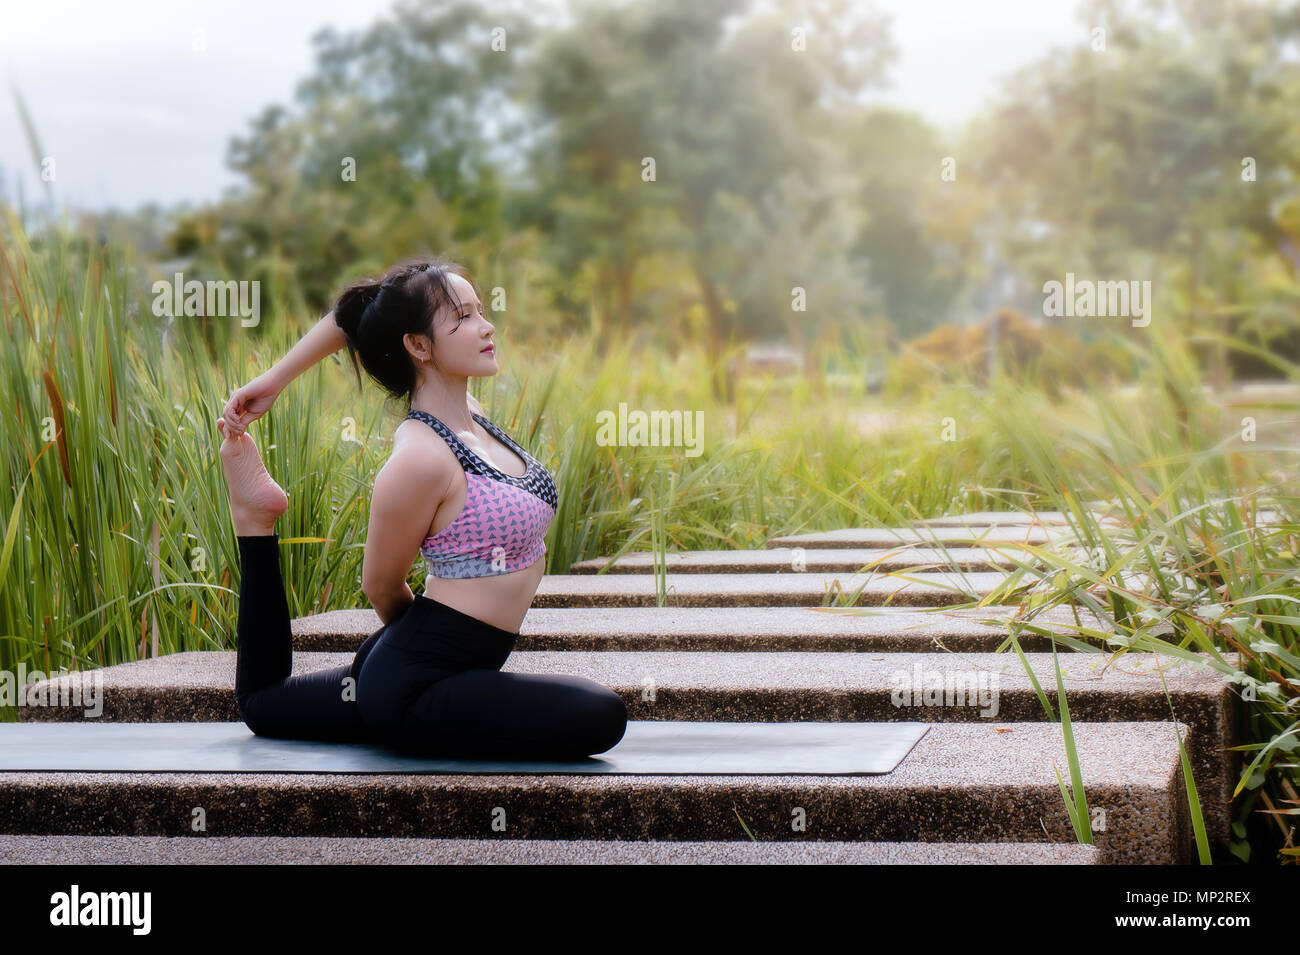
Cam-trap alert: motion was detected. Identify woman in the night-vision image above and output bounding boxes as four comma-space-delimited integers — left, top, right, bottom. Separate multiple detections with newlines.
216, 255, 627, 759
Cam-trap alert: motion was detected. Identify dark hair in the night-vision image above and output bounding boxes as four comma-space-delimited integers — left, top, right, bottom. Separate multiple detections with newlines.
331, 255, 476, 402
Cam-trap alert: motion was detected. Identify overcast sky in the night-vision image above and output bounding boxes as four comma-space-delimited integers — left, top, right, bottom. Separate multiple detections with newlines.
0, 0, 1088, 214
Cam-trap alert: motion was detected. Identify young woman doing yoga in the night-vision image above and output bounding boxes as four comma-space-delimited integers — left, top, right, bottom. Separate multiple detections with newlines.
216, 256, 627, 759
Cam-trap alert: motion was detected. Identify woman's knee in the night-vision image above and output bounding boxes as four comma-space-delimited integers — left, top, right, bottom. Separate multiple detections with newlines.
521, 675, 627, 754
237, 690, 271, 738
581, 683, 628, 754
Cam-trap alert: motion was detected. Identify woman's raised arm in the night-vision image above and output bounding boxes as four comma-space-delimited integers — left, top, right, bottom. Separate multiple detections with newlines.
220, 310, 348, 437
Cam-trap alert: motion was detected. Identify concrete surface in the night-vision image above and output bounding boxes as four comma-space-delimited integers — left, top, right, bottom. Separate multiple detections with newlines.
288, 604, 1112, 654
0, 834, 1103, 864
16, 649, 1238, 846
0, 720, 1191, 863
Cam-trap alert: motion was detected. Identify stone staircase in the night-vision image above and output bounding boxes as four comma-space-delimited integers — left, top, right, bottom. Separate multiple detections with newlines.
2, 508, 1245, 865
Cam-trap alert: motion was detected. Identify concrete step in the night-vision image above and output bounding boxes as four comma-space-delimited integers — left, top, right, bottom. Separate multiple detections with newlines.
766, 527, 1073, 550
911, 507, 1284, 527
0, 720, 1192, 863
0, 834, 1101, 864
16, 649, 1237, 847
916, 511, 1122, 528
288, 604, 1111, 654
569, 546, 1038, 574
531, 571, 1016, 607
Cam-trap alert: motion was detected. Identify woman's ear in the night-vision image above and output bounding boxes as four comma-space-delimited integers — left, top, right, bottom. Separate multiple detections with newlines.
402, 332, 434, 364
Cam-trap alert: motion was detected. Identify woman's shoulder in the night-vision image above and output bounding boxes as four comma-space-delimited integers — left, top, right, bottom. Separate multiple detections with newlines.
388, 417, 461, 489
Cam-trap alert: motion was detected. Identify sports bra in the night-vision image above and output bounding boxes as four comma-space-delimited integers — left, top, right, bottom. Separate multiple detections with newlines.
406, 409, 558, 579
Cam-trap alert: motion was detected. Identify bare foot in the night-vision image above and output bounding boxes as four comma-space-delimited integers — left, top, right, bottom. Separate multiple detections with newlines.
217, 418, 289, 536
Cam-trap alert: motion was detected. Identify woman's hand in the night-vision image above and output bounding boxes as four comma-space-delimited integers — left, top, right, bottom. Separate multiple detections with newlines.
219, 311, 346, 436
221, 370, 285, 438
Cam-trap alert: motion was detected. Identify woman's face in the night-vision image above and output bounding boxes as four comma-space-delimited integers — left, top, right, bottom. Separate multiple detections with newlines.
429, 273, 498, 376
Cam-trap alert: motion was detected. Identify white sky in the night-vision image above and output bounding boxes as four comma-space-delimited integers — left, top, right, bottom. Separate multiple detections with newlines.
0, 0, 1088, 214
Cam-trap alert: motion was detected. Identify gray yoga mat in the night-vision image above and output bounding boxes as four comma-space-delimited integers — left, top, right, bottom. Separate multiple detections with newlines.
0, 721, 930, 775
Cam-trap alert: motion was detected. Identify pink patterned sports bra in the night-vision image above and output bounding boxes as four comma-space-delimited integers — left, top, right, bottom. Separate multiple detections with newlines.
407, 409, 558, 579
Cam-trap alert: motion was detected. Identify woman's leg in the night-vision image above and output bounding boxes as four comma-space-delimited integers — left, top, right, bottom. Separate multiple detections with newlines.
218, 417, 378, 743
233, 534, 377, 742
353, 589, 626, 760
394, 669, 628, 759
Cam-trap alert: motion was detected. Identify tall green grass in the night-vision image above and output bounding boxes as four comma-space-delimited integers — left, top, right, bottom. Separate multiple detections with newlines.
812, 324, 1298, 863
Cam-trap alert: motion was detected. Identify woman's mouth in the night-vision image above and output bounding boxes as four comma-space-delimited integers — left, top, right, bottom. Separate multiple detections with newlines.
481, 346, 495, 355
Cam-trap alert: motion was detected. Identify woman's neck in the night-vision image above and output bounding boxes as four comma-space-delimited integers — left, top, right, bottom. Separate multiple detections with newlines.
410, 380, 474, 432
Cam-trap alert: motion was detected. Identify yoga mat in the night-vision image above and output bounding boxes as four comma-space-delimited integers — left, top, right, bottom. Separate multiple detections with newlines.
0, 721, 930, 775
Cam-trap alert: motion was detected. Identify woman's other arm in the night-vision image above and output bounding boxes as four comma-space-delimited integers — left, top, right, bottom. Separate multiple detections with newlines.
269, 309, 348, 390
361, 440, 450, 625
221, 310, 347, 437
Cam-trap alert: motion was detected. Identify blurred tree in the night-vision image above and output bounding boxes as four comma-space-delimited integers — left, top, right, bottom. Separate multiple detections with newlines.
213, 0, 541, 319
965, 0, 1300, 384
522, 0, 895, 398
842, 108, 984, 336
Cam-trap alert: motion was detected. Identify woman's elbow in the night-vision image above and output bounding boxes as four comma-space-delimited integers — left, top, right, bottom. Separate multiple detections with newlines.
365, 584, 413, 625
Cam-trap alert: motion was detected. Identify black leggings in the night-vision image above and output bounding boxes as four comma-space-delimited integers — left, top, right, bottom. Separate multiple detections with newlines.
233, 534, 627, 758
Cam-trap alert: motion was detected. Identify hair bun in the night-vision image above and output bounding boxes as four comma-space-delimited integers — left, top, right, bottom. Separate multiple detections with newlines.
334, 279, 383, 341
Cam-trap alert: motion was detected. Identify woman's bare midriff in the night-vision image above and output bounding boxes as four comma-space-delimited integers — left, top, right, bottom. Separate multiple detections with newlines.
424, 556, 544, 635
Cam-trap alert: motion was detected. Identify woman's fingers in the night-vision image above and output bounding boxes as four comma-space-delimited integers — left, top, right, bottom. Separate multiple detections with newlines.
222, 392, 248, 436
222, 376, 279, 437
